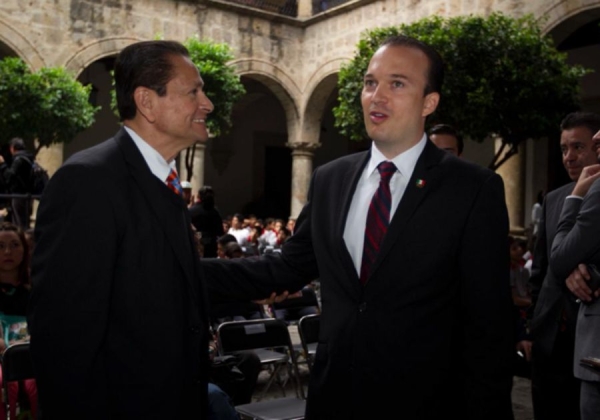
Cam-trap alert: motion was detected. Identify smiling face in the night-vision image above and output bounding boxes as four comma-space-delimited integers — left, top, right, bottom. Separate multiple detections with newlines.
147, 54, 214, 152
0, 231, 24, 274
361, 45, 439, 158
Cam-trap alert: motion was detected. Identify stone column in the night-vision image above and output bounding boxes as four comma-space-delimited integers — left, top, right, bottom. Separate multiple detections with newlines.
286, 142, 321, 218
495, 138, 525, 235
31, 143, 64, 225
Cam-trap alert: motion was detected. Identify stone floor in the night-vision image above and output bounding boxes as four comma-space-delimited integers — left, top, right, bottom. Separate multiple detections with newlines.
251, 326, 535, 419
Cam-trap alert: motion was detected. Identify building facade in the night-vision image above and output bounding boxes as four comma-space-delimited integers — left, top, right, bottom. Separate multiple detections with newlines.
1, 0, 599, 229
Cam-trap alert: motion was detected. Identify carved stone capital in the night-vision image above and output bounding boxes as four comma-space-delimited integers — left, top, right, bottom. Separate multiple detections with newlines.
285, 141, 322, 157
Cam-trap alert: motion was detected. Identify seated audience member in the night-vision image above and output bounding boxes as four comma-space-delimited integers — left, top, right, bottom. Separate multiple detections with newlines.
273, 285, 319, 323
227, 213, 250, 247
286, 218, 296, 234
207, 383, 238, 420
216, 234, 237, 259
259, 218, 277, 248
275, 227, 292, 250
224, 242, 244, 260
0, 222, 37, 420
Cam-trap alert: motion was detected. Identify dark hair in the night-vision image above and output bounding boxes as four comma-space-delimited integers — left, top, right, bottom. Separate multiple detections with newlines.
199, 186, 215, 210
560, 112, 600, 137
114, 40, 190, 121
233, 213, 245, 222
9, 138, 25, 151
428, 124, 464, 155
217, 234, 237, 247
0, 222, 30, 286
380, 35, 444, 95
224, 242, 243, 259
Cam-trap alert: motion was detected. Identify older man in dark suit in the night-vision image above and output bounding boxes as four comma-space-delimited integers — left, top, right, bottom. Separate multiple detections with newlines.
204, 35, 514, 419
527, 112, 600, 420
28, 41, 295, 419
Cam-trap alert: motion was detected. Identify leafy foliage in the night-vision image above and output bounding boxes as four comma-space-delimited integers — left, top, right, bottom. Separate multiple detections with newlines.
0, 57, 99, 155
334, 13, 590, 169
184, 37, 246, 138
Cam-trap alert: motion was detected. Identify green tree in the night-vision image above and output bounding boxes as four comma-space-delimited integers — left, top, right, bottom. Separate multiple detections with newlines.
182, 37, 245, 181
0, 57, 99, 155
334, 13, 590, 170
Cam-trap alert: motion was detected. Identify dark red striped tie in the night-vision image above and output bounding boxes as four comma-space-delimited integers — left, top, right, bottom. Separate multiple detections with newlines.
360, 161, 396, 285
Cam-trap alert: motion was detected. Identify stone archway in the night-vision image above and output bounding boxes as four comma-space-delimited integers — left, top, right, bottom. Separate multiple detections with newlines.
62, 37, 140, 77
0, 17, 45, 69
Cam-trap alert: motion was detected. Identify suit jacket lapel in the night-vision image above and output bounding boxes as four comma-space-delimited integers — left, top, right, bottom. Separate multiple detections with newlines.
335, 151, 370, 292
369, 140, 444, 281
113, 128, 199, 301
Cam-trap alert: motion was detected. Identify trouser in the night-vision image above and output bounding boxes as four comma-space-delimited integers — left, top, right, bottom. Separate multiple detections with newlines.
580, 380, 600, 420
531, 329, 581, 420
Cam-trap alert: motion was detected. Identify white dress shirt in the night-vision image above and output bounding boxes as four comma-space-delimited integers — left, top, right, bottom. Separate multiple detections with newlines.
124, 126, 177, 182
343, 134, 427, 277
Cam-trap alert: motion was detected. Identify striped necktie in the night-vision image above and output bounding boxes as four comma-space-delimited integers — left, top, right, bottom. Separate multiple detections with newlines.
360, 161, 397, 285
165, 168, 184, 197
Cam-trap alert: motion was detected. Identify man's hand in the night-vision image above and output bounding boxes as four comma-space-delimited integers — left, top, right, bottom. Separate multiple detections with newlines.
566, 264, 600, 303
0, 155, 4, 164
253, 291, 290, 305
572, 164, 600, 197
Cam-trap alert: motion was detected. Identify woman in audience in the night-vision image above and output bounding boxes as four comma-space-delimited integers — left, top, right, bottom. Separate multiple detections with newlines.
0, 222, 37, 419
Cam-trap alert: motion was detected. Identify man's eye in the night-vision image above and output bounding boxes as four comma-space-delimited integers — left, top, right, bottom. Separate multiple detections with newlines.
364, 80, 375, 87
392, 81, 403, 88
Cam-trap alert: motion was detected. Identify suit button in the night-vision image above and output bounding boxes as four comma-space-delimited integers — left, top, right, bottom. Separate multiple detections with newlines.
358, 302, 367, 312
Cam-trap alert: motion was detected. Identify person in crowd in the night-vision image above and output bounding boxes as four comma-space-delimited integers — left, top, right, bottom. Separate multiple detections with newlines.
28, 40, 296, 419
259, 218, 277, 247
227, 213, 250, 247
286, 218, 296, 234
528, 111, 600, 420
203, 35, 513, 419
189, 186, 224, 258
549, 129, 600, 419
217, 234, 238, 259
0, 138, 35, 228
0, 222, 37, 420
180, 180, 193, 207
428, 123, 463, 157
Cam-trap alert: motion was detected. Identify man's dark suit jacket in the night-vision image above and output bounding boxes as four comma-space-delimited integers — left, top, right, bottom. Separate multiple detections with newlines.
529, 183, 579, 355
550, 179, 600, 382
29, 129, 212, 419
204, 140, 514, 419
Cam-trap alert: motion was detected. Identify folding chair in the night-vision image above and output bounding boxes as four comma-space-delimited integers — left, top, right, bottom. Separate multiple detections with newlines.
217, 319, 306, 398
1, 342, 35, 420
297, 314, 320, 372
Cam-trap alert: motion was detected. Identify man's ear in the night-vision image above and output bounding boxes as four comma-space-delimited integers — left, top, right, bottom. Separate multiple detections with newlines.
133, 87, 156, 123
422, 92, 440, 118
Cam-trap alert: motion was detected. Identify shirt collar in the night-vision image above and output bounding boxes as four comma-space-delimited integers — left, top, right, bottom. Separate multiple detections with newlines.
366, 133, 427, 179
124, 126, 176, 182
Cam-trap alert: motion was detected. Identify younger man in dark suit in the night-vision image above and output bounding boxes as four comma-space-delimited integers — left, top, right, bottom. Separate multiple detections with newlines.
204, 35, 514, 419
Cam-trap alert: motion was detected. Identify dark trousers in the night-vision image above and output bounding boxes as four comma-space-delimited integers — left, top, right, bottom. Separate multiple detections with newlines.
531, 329, 581, 420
